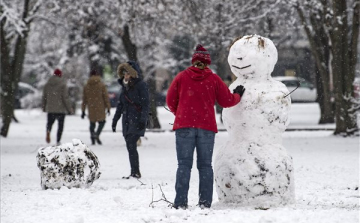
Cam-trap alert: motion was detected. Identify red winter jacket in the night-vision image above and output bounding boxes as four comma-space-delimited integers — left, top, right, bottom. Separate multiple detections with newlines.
166, 66, 241, 133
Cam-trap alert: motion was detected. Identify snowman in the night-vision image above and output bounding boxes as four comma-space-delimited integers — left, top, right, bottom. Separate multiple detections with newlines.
214, 35, 295, 208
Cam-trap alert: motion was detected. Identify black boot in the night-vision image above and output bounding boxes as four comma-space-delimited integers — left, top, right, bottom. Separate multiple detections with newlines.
95, 135, 102, 145
130, 169, 141, 178
95, 121, 105, 145
90, 122, 96, 145
131, 172, 141, 178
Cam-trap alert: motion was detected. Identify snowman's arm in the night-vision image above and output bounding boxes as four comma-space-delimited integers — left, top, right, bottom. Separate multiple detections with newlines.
215, 76, 241, 108
166, 76, 180, 114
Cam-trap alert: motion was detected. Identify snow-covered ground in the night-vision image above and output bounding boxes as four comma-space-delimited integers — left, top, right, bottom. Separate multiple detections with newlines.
1, 103, 359, 223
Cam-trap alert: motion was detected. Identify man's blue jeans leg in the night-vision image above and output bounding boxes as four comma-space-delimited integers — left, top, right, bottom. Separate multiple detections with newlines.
196, 129, 215, 208
174, 128, 215, 208
174, 128, 195, 208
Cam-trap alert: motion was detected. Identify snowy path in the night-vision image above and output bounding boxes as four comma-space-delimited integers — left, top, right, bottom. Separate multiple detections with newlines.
1, 103, 359, 223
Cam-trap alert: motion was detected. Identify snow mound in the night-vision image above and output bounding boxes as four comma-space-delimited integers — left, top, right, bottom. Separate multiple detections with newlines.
215, 141, 295, 207
36, 139, 101, 190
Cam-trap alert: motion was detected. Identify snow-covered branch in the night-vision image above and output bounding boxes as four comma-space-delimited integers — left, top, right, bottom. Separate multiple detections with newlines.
0, 1, 28, 36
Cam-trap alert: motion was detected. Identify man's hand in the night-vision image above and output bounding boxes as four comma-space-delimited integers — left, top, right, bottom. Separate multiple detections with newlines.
233, 85, 246, 97
81, 111, 85, 119
137, 122, 146, 130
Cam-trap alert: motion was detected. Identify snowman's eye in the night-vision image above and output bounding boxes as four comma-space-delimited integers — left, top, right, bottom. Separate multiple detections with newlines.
237, 57, 243, 60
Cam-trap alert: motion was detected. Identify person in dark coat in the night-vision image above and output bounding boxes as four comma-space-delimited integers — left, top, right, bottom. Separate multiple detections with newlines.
42, 69, 73, 145
112, 61, 149, 179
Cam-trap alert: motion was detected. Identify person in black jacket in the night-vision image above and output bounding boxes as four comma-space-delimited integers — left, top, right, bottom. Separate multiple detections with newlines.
112, 61, 149, 179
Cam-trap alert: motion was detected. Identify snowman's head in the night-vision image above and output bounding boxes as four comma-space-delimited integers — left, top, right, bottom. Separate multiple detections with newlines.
228, 35, 278, 81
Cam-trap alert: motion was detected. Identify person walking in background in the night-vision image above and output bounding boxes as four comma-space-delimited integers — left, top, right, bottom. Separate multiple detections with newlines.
81, 70, 111, 145
112, 61, 149, 179
166, 44, 246, 209
42, 68, 73, 145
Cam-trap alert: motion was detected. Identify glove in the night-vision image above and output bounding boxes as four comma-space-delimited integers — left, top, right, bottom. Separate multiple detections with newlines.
137, 122, 146, 130
81, 111, 85, 119
107, 109, 111, 116
233, 85, 246, 97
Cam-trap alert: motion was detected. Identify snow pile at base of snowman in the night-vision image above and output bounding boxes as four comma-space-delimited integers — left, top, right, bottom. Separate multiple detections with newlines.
214, 34, 295, 208
36, 139, 101, 190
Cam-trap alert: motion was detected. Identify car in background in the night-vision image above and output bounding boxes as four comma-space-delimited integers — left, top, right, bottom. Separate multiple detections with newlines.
106, 81, 122, 107
273, 76, 317, 102
15, 82, 42, 109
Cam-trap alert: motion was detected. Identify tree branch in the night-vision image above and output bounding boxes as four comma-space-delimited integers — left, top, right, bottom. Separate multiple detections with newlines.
149, 184, 173, 208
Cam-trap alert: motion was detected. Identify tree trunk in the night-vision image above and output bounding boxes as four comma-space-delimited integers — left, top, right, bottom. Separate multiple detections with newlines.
214, 48, 232, 122
120, 24, 160, 129
147, 72, 161, 129
121, 25, 138, 61
331, 0, 359, 136
0, 15, 11, 136
295, 3, 335, 125
1, 0, 31, 137
315, 61, 334, 124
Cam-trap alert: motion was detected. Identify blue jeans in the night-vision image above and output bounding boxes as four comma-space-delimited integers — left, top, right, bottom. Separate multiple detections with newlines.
174, 128, 215, 208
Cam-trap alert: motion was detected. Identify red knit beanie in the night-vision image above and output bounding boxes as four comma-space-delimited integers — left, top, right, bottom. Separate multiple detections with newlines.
191, 44, 211, 65
54, 69, 62, 77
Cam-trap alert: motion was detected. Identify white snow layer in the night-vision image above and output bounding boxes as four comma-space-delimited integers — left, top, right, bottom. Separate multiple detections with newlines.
1, 104, 359, 223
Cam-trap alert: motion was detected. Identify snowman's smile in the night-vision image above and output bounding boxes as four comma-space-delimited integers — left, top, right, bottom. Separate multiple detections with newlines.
232, 64, 251, 70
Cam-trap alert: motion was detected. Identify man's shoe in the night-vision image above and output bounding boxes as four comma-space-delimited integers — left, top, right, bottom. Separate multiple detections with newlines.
91, 137, 95, 145
122, 173, 141, 179
131, 173, 141, 179
46, 131, 50, 143
199, 204, 210, 209
95, 136, 102, 145
173, 204, 187, 210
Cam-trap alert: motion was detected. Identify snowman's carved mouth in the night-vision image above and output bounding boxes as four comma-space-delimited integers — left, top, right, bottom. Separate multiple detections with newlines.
232, 65, 251, 70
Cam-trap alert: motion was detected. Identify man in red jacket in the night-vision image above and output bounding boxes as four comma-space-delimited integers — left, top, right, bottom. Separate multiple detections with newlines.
166, 44, 246, 209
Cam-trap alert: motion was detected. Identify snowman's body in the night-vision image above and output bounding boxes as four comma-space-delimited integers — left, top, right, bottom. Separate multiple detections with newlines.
214, 35, 295, 207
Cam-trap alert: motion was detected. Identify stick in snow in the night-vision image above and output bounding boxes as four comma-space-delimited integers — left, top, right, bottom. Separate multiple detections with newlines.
149, 184, 173, 208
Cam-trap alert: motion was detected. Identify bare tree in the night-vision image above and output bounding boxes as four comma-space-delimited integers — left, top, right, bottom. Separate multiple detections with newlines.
0, 0, 41, 137
293, 0, 334, 124
331, 0, 359, 135
287, 0, 359, 136
114, 0, 191, 129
